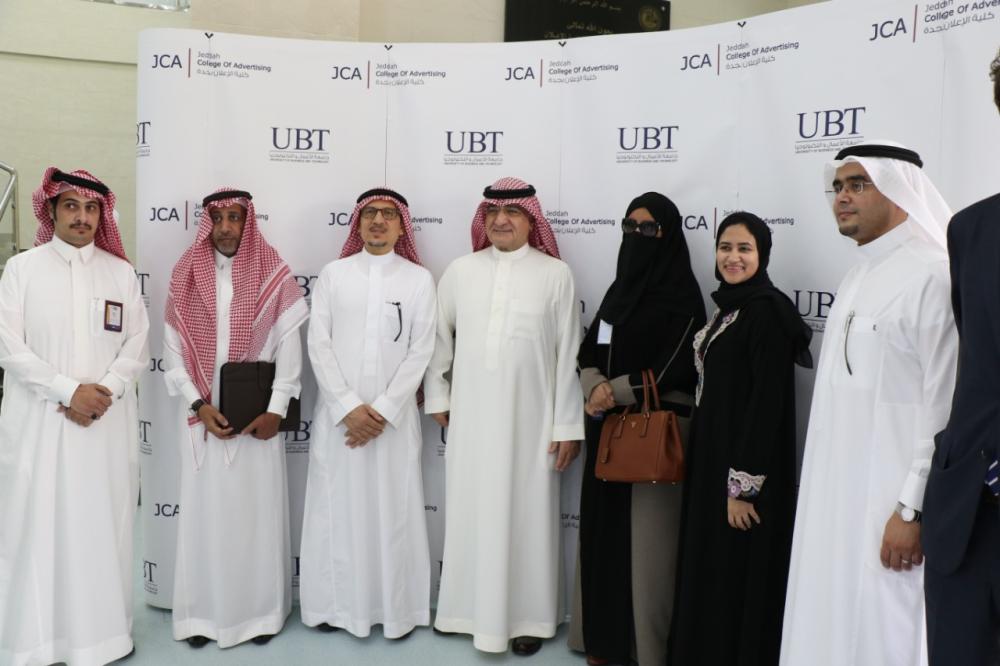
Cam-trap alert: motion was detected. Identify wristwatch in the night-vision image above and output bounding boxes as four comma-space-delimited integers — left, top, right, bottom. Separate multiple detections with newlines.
895, 502, 922, 523
190, 398, 206, 415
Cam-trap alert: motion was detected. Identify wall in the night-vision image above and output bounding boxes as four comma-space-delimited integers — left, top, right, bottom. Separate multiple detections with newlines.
0, 0, 823, 256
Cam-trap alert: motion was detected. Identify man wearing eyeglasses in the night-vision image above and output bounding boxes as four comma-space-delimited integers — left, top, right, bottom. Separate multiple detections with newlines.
921, 50, 1000, 666
781, 142, 958, 666
424, 177, 584, 656
300, 187, 436, 640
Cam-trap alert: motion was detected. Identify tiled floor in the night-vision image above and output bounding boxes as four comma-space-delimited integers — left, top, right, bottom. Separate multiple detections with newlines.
129, 517, 585, 665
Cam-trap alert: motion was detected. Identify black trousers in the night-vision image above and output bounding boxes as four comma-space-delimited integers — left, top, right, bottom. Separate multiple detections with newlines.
925, 492, 1000, 666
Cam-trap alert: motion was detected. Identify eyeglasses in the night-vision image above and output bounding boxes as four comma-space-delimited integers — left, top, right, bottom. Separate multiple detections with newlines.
621, 218, 659, 237
485, 205, 527, 220
827, 179, 875, 196
360, 206, 400, 221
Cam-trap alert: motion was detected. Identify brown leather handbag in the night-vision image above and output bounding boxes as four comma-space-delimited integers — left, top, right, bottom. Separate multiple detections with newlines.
595, 369, 685, 484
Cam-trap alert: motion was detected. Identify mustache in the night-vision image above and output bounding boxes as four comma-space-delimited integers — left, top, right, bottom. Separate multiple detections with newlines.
69, 222, 93, 229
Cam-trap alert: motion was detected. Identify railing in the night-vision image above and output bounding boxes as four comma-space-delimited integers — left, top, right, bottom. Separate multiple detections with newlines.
0, 161, 19, 272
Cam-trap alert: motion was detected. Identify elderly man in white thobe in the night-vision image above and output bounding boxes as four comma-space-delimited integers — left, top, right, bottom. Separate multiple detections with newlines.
781, 142, 958, 666
425, 176, 584, 657
300, 187, 436, 639
0, 167, 150, 666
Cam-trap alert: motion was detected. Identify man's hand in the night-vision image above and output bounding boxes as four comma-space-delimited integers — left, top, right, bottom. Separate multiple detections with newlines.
585, 382, 616, 416
197, 403, 235, 440
728, 497, 761, 530
880, 511, 923, 571
430, 412, 449, 428
58, 404, 94, 428
242, 412, 282, 440
549, 440, 580, 471
343, 405, 385, 446
69, 383, 113, 419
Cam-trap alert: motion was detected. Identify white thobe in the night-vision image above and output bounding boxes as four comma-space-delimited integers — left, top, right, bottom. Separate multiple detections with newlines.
0, 237, 149, 666
300, 249, 436, 638
163, 250, 304, 647
424, 244, 585, 652
781, 221, 958, 666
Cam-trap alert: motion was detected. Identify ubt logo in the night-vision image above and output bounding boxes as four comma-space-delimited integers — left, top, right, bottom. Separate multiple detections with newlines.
445, 131, 503, 154
271, 127, 330, 152
797, 107, 865, 140
618, 126, 678, 151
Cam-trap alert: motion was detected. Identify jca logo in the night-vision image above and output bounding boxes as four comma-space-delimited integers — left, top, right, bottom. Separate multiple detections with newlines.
152, 53, 183, 69
618, 126, 678, 151
272, 127, 330, 152
446, 131, 503, 154
504, 66, 536, 81
797, 107, 865, 140
331, 65, 364, 81
153, 503, 179, 517
149, 358, 165, 372
329, 212, 350, 226
683, 214, 710, 231
149, 207, 180, 222
870, 17, 907, 40
680, 53, 712, 70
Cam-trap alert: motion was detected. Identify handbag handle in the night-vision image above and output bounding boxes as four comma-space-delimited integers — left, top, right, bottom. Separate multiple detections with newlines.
643, 369, 662, 411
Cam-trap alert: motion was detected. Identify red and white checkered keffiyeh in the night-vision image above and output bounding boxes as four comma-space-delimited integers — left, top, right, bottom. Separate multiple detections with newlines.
339, 187, 423, 265
165, 187, 307, 406
470, 176, 560, 259
31, 166, 129, 262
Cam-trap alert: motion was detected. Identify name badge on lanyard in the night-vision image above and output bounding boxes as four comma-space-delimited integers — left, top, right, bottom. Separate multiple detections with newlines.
104, 300, 123, 332
597, 320, 612, 345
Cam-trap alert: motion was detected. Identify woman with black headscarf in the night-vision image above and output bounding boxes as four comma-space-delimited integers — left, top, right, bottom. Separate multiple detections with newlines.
570, 192, 706, 666
667, 212, 812, 666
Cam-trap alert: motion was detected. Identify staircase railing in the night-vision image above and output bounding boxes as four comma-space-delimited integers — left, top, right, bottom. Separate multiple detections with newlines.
0, 161, 20, 270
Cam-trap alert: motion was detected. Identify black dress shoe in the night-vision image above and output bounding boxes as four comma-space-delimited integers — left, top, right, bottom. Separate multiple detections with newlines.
316, 623, 340, 633
251, 634, 275, 645
186, 635, 210, 648
511, 636, 543, 656
432, 626, 457, 636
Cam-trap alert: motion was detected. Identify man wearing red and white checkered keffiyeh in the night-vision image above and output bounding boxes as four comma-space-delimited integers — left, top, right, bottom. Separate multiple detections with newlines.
423, 177, 584, 656
163, 187, 307, 649
0, 167, 149, 666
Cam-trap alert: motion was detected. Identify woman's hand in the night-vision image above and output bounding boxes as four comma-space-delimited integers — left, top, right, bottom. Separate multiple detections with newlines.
727, 497, 761, 531
585, 381, 616, 416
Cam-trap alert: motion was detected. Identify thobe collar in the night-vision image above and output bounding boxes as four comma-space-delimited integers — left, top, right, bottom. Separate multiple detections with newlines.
360, 248, 396, 266
49, 234, 96, 265
214, 249, 233, 270
857, 217, 914, 261
490, 242, 531, 262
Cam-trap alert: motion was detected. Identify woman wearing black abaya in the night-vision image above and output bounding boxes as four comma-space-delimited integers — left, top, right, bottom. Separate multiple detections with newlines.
667, 212, 812, 666
570, 192, 706, 666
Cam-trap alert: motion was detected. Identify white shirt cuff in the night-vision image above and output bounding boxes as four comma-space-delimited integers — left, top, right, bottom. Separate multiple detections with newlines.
371, 394, 401, 428
49, 374, 81, 406
267, 387, 292, 418
899, 471, 928, 512
98, 372, 128, 401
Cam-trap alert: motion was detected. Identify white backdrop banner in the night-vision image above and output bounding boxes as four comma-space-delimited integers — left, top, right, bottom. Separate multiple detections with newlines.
136, 0, 1000, 609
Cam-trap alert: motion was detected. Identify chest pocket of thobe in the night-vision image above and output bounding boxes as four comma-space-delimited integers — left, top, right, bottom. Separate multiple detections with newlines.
843, 315, 882, 389
382, 300, 406, 343
90, 297, 125, 340
507, 297, 547, 340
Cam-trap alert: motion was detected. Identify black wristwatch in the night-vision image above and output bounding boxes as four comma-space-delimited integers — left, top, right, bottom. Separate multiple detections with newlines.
190, 398, 206, 415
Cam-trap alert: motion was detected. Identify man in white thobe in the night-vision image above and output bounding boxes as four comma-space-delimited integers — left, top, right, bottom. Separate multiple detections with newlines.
0, 167, 149, 666
781, 142, 958, 666
301, 187, 435, 639
425, 177, 584, 656
163, 188, 308, 649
